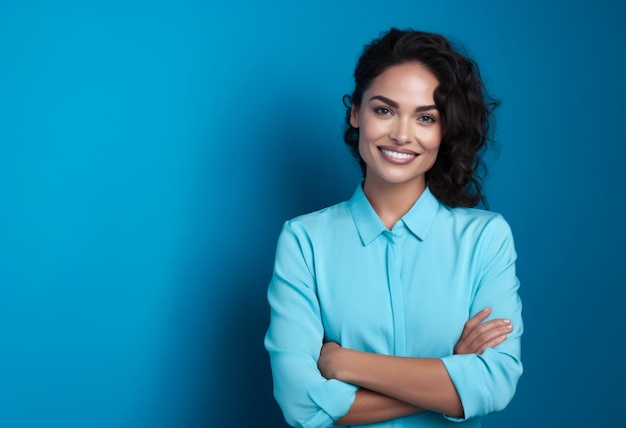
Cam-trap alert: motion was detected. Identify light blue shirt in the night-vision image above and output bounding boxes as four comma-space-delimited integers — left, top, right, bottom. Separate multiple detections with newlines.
265, 185, 523, 427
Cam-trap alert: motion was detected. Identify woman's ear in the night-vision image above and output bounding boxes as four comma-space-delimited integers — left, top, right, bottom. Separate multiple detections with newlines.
350, 105, 359, 128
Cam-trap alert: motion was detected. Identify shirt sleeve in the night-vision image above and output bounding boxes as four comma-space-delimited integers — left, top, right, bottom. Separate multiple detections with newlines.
264, 221, 358, 428
440, 214, 523, 421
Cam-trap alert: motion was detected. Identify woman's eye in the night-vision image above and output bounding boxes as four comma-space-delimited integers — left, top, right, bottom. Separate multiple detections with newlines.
418, 115, 435, 123
374, 107, 393, 116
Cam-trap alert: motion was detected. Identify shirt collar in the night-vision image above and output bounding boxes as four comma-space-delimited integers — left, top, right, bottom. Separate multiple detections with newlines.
348, 183, 440, 246
401, 186, 439, 241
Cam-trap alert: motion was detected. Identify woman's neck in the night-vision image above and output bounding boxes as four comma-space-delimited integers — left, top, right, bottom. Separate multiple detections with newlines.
362, 177, 426, 230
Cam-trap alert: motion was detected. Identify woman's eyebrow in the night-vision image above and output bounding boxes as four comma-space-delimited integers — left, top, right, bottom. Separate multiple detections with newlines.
368, 95, 437, 112
369, 95, 399, 108
415, 104, 438, 113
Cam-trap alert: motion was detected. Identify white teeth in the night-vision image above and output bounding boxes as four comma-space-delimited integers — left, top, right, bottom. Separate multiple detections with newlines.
380, 148, 416, 160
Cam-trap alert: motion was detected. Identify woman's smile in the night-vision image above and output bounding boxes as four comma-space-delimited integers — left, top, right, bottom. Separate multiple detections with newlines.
378, 146, 418, 164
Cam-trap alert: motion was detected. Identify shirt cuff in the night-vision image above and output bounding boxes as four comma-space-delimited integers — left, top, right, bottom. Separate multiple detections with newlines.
440, 354, 491, 421
303, 379, 358, 427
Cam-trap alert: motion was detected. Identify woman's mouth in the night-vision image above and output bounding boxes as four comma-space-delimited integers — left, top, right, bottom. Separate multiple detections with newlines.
379, 147, 417, 164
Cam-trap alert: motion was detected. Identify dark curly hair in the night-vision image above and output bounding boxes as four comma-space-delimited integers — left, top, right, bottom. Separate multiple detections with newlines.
343, 28, 499, 208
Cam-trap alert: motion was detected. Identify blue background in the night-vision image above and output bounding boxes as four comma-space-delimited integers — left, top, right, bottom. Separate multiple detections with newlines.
1, 1, 624, 426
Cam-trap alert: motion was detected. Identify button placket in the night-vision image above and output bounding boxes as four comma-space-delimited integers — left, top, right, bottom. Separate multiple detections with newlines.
385, 230, 406, 357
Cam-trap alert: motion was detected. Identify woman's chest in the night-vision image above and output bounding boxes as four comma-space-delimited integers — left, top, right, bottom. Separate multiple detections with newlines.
314, 238, 477, 357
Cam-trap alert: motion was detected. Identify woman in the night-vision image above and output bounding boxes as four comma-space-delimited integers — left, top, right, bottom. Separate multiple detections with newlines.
265, 28, 523, 427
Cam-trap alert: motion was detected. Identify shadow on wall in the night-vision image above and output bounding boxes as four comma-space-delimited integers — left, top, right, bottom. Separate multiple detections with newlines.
209, 101, 355, 426
169, 93, 358, 427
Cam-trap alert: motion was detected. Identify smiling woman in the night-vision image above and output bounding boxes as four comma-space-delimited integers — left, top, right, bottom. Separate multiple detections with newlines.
264, 28, 522, 428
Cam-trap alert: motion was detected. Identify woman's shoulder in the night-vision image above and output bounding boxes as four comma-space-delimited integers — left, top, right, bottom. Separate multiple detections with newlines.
439, 203, 513, 237
283, 199, 353, 234
445, 204, 503, 220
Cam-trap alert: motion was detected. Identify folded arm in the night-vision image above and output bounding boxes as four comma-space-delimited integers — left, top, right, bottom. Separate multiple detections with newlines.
265, 222, 359, 428
325, 307, 514, 424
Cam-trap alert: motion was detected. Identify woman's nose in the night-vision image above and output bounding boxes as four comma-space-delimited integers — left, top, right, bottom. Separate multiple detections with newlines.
390, 118, 410, 145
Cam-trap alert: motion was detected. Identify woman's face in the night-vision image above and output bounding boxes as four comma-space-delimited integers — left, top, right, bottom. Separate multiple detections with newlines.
351, 62, 442, 192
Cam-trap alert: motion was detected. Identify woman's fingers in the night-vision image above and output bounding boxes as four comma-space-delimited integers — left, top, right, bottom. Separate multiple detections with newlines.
454, 308, 513, 354
467, 320, 512, 354
475, 333, 508, 354
458, 307, 491, 341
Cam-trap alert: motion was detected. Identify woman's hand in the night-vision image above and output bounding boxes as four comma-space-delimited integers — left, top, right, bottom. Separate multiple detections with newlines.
454, 307, 513, 355
318, 341, 342, 380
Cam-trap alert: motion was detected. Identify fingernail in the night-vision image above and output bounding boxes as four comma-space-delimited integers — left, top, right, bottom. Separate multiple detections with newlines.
503, 319, 511, 324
